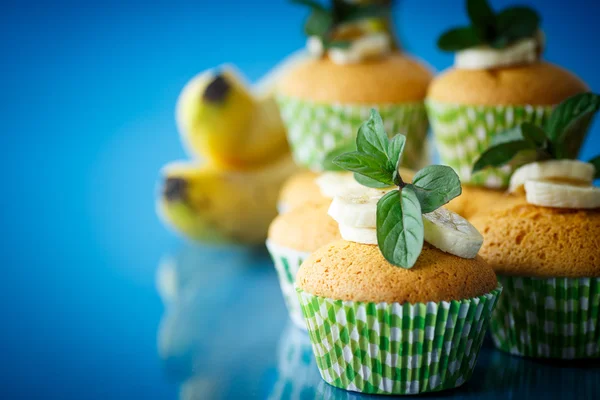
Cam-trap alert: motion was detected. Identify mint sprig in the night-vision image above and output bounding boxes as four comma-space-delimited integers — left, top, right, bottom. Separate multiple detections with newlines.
438, 0, 540, 52
333, 109, 462, 269
473, 93, 600, 174
292, 0, 391, 50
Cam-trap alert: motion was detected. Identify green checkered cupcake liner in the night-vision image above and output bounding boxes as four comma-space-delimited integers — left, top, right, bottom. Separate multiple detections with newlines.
426, 100, 554, 188
296, 285, 502, 395
490, 276, 600, 359
276, 95, 429, 171
266, 240, 310, 330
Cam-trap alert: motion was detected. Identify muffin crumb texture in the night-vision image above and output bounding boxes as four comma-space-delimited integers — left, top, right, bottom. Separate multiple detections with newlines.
427, 62, 588, 105
471, 203, 600, 277
278, 53, 433, 104
297, 240, 497, 303
445, 186, 520, 219
278, 170, 327, 211
268, 202, 340, 252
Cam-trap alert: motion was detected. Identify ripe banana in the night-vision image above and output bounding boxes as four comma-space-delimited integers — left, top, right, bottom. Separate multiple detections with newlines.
422, 208, 483, 259
509, 160, 595, 193
524, 179, 600, 209
158, 156, 298, 245
176, 65, 289, 169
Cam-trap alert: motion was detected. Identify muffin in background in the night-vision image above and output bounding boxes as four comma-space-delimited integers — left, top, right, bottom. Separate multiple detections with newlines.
266, 201, 341, 329
471, 202, 600, 359
426, 0, 589, 219
277, 0, 433, 172
277, 170, 327, 213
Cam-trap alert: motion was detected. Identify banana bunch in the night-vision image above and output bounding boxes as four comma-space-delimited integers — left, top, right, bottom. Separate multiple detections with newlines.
159, 62, 302, 245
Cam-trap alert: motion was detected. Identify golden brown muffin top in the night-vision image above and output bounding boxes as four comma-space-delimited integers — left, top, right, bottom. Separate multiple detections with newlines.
297, 240, 497, 303
278, 170, 328, 212
277, 52, 433, 104
427, 61, 588, 106
445, 185, 522, 219
268, 201, 341, 252
471, 203, 600, 277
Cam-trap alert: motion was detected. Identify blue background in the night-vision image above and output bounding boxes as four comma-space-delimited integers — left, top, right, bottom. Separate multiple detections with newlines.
1, 0, 599, 398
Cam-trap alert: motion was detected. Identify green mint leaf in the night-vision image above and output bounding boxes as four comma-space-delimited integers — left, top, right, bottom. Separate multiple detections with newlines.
467, 0, 496, 42
589, 155, 600, 180
545, 93, 600, 159
472, 140, 535, 173
376, 188, 424, 269
387, 134, 406, 170
521, 122, 547, 148
304, 8, 333, 37
342, 3, 390, 22
356, 109, 390, 164
490, 126, 524, 145
333, 151, 394, 185
322, 142, 356, 171
437, 26, 482, 51
491, 123, 551, 160
495, 7, 540, 45
411, 166, 462, 213
354, 173, 392, 188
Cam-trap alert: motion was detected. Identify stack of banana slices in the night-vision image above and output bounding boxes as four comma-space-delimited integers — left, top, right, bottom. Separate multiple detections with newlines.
325, 183, 484, 259
509, 160, 600, 209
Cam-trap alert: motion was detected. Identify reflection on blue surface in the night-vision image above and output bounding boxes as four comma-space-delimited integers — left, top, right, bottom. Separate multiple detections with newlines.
156, 245, 600, 399
156, 245, 286, 399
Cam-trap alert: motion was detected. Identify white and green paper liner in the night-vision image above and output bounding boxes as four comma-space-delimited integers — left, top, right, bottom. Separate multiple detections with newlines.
296, 285, 502, 395
426, 100, 554, 188
277, 95, 429, 171
266, 240, 311, 330
490, 276, 600, 359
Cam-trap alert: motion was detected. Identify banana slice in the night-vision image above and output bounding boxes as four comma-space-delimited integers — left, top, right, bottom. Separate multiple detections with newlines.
328, 33, 391, 65
524, 179, 600, 209
316, 169, 413, 199
316, 172, 373, 198
455, 37, 537, 70
328, 189, 391, 228
510, 160, 595, 193
338, 224, 377, 245
423, 208, 483, 259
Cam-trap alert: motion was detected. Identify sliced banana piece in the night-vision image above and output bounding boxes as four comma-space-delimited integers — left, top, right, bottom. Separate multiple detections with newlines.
524, 179, 600, 209
316, 172, 370, 198
510, 160, 595, 193
316, 169, 412, 199
454, 37, 537, 70
328, 189, 391, 228
423, 208, 483, 259
338, 224, 377, 245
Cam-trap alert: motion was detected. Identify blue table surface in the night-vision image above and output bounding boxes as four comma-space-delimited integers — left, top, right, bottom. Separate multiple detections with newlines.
2, 0, 600, 398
